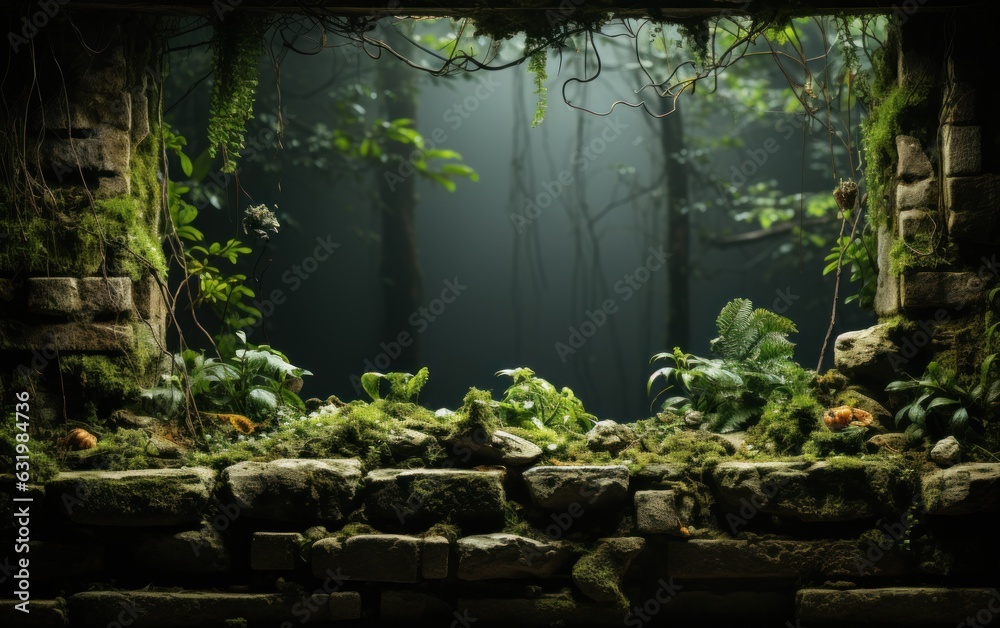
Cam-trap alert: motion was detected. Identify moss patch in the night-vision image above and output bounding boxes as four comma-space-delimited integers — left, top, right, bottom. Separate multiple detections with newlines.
746, 393, 825, 455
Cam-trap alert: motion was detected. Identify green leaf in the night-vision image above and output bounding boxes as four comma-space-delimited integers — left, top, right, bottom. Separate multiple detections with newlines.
360, 372, 383, 401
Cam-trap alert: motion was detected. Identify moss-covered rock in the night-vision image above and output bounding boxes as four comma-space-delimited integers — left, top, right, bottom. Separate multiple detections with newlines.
364, 468, 506, 527
221, 458, 362, 523
746, 393, 825, 454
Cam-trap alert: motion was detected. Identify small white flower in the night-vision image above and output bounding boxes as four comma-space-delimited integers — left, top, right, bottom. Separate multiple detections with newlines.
547, 443, 558, 451
523, 400, 534, 410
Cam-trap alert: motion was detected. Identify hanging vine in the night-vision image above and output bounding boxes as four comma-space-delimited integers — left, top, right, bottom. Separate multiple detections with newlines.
207, 11, 272, 173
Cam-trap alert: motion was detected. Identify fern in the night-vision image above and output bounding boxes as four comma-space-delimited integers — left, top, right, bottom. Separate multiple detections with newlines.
650, 298, 805, 433
710, 298, 796, 367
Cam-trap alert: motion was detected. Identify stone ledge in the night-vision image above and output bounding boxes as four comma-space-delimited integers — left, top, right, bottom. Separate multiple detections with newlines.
459, 595, 623, 627
796, 587, 1000, 625
46, 467, 216, 526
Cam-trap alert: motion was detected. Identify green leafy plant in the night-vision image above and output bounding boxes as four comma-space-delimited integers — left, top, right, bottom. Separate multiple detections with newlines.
648, 298, 804, 433
495, 367, 597, 434
144, 331, 311, 424
886, 358, 999, 441
164, 126, 266, 337
361, 367, 430, 403
823, 226, 877, 310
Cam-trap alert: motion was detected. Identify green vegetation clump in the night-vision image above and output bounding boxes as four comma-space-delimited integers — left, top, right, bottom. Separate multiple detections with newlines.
648, 298, 811, 433
803, 428, 867, 458
571, 543, 631, 613
746, 393, 825, 455
889, 234, 956, 276
59, 354, 155, 424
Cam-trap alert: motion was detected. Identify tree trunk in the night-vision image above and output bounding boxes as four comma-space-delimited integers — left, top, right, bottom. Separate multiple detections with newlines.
374, 52, 421, 373
662, 105, 690, 349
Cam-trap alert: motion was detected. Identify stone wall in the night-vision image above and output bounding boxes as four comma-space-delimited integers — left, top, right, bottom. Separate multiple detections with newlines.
2, 457, 998, 627
0, 11, 167, 422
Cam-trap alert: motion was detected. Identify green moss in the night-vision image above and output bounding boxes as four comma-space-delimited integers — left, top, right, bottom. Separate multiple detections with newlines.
451, 387, 503, 438
334, 522, 379, 541
420, 521, 462, 542
1, 413, 61, 482
0, 192, 166, 280
81, 428, 156, 471
59, 354, 150, 422
803, 427, 867, 458
746, 393, 825, 455
861, 32, 932, 228
889, 234, 955, 276
571, 543, 631, 613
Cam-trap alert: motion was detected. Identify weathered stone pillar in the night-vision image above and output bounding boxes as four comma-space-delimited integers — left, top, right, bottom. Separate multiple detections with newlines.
0, 9, 167, 424
837, 11, 997, 391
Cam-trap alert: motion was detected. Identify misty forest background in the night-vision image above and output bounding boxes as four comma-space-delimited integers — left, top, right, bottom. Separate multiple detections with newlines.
162, 17, 876, 421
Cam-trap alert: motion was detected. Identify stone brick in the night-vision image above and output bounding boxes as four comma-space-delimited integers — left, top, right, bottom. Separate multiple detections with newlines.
222, 458, 362, 523
421, 535, 450, 579
946, 175, 1000, 244
46, 467, 216, 526
667, 539, 912, 579
921, 463, 1000, 515
874, 224, 899, 317
0, 599, 67, 626
898, 209, 937, 240
38, 91, 132, 133
0, 321, 135, 352
133, 275, 168, 341
942, 125, 982, 176
895, 178, 937, 210
634, 490, 686, 535
945, 174, 1000, 214
312, 534, 421, 583
456, 533, 570, 580
131, 92, 150, 145
364, 468, 505, 526
251, 532, 304, 571
522, 465, 629, 511
797, 588, 1000, 625
942, 80, 977, 124
895, 135, 932, 180
66, 591, 333, 626
900, 272, 983, 310
329, 592, 362, 621
79, 277, 132, 316
26, 277, 81, 315
42, 131, 131, 178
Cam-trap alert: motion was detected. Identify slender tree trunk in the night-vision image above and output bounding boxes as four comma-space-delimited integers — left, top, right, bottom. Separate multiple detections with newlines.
662, 105, 690, 349
375, 54, 421, 372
